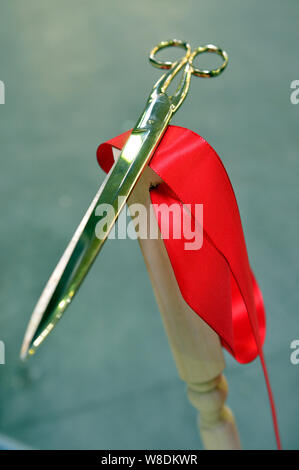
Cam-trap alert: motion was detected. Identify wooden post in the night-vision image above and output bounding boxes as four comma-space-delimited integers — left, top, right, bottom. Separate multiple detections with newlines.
113, 145, 241, 449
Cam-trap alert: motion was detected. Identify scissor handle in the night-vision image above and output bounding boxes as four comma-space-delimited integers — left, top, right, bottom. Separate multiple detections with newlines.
190, 44, 228, 77
149, 39, 228, 78
149, 39, 191, 70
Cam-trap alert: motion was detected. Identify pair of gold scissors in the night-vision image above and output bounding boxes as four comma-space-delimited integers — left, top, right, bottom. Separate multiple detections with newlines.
20, 39, 228, 359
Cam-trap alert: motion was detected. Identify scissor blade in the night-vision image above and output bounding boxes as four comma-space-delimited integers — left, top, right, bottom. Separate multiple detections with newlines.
21, 128, 157, 359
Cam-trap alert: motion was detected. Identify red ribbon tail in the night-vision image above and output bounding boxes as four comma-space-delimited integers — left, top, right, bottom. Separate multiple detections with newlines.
259, 350, 282, 449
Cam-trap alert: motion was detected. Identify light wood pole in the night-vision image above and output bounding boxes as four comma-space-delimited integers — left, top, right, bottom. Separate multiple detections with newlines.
121, 150, 241, 450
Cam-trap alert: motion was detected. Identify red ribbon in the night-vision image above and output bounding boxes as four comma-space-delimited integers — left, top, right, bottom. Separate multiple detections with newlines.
97, 125, 281, 449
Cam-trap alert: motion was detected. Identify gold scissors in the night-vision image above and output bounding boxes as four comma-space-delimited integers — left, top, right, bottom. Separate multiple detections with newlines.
21, 39, 228, 359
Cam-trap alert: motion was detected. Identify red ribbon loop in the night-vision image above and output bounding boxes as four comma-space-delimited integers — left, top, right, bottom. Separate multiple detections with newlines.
97, 125, 281, 449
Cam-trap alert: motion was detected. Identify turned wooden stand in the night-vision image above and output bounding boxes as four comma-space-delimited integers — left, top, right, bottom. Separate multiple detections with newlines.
113, 147, 241, 450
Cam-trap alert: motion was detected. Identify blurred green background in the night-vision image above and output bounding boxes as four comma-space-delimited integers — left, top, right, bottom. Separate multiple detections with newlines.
0, 0, 298, 450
